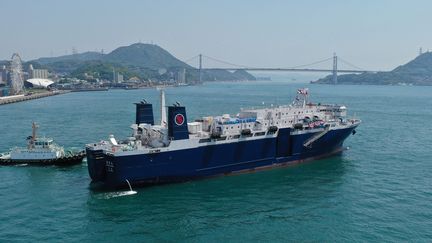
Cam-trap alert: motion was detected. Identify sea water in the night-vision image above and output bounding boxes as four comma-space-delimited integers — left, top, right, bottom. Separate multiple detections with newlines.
0, 79, 431, 242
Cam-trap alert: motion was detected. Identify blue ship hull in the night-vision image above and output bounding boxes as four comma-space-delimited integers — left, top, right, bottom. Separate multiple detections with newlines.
87, 126, 357, 189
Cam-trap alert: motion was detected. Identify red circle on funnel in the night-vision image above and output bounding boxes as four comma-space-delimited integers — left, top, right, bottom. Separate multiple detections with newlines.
175, 114, 184, 126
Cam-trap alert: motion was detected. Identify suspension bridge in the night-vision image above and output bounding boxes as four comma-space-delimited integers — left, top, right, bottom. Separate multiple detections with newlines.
183, 53, 379, 84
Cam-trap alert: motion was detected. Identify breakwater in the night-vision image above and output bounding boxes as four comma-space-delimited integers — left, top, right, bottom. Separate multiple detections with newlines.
0, 90, 70, 105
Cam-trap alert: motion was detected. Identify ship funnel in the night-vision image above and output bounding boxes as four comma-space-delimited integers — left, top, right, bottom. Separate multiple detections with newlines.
168, 105, 189, 140
135, 102, 154, 125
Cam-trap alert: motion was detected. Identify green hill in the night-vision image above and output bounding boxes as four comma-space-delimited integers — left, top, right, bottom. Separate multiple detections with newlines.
313, 52, 432, 85
104, 43, 190, 69
30, 43, 255, 82
35, 52, 104, 65
34, 44, 189, 70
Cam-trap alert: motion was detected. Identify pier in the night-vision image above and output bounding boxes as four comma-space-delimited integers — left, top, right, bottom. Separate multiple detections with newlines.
0, 90, 70, 105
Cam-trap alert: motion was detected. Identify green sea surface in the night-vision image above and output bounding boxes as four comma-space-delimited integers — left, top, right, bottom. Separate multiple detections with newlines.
0, 80, 431, 242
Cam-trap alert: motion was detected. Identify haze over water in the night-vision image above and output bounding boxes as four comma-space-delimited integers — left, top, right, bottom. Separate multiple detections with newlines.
0, 76, 431, 241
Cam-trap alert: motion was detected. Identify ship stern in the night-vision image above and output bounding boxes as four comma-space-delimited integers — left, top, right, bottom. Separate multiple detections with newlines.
86, 146, 107, 182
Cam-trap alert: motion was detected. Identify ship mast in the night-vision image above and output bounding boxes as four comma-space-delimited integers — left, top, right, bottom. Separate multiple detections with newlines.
293, 88, 309, 107
30, 122, 38, 149
160, 88, 167, 127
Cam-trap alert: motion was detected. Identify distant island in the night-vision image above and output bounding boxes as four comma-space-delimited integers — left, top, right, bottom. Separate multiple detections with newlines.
313, 52, 432, 86
28, 43, 256, 83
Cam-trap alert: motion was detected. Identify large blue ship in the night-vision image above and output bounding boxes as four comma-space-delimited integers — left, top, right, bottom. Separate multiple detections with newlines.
86, 88, 360, 189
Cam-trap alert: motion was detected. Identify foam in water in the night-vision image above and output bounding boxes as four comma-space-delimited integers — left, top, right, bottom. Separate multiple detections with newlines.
14, 164, 28, 167
125, 179, 137, 194
97, 190, 137, 199
95, 179, 137, 199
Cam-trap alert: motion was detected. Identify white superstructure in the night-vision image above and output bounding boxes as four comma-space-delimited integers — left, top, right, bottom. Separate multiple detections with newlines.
88, 88, 360, 155
8, 122, 65, 161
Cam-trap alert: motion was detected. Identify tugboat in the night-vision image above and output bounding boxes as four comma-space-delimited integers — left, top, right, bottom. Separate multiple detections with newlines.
0, 122, 85, 166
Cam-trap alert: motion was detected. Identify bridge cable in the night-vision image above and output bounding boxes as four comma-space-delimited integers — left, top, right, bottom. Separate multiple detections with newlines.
338, 57, 365, 71
285, 57, 333, 69
202, 55, 253, 69
182, 55, 200, 64
189, 54, 366, 72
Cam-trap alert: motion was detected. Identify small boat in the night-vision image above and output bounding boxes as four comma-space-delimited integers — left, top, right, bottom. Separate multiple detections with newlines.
0, 122, 85, 166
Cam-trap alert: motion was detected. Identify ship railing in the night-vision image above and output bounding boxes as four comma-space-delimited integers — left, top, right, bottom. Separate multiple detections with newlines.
348, 119, 361, 125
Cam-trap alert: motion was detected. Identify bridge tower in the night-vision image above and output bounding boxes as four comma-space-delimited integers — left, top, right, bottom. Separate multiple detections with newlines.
332, 52, 338, 85
199, 54, 202, 83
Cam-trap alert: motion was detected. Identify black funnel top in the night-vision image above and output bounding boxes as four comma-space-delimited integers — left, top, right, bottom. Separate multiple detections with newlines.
135, 102, 154, 125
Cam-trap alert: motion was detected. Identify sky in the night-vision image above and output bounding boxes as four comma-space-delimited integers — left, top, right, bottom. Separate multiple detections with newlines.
1, 0, 432, 71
